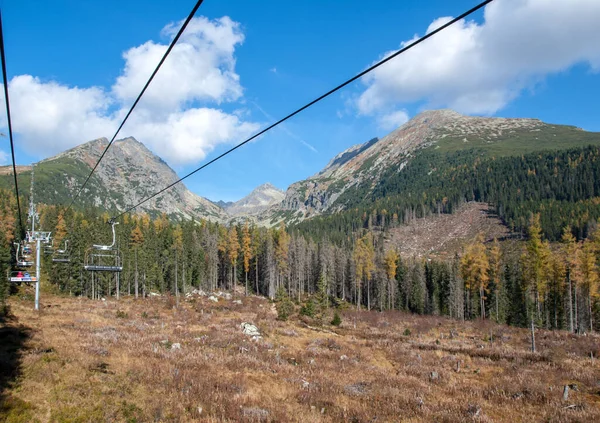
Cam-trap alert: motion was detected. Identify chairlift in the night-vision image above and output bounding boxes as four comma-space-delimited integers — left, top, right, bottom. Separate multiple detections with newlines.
84, 222, 122, 272
14, 243, 34, 267
6, 270, 37, 284
22, 245, 33, 257
44, 240, 54, 256
52, 240, 71, 263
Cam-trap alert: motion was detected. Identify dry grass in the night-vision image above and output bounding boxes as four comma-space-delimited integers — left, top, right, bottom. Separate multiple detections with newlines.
1, 289, 599, 423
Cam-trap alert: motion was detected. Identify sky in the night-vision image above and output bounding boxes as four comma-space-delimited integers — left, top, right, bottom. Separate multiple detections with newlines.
1, 0, 600, 202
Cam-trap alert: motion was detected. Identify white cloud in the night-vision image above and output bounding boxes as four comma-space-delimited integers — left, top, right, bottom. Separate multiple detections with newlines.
269, 67, 277, 73
123, 107, 260, 164
377, 109, 409, 131
357, 0, 600, 116
113, 16, 244, 112
0, 75, 117, 155
0, 16, 257, 165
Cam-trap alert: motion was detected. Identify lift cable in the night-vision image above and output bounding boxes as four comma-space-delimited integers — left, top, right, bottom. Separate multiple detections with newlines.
110, 0, 494, 223
0, 10, 25, 236
67, 0, 206, 214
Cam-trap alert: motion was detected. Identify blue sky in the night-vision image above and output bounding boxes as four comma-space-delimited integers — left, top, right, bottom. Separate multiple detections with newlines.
1, 0, 600, 202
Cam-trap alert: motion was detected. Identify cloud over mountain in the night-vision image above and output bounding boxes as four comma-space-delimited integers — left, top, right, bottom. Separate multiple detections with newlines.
357, 0, 600, 117
0, 16, 259, 165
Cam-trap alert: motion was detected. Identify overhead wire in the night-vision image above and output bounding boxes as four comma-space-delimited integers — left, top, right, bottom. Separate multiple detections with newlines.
110, 0, 494, 222
0, 9, 25, 236
67, 0, 205, 214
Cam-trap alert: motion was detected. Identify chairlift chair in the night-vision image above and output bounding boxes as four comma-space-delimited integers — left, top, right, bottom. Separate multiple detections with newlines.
84, 222, 123, 272
44, 240, 54, 256
52, 240, 71, 263
14, 243, 34, 267
7, 270, 37, 284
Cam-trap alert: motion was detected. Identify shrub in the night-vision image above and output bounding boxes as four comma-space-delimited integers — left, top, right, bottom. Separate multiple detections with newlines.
331, 311, 342, 326
300, 299, 316, 318
403, 328, 411, 336
276, 287, 295, 321
116, 310, 128, 319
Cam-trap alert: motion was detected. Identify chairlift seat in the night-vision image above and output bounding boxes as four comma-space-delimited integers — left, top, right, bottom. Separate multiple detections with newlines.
84, 265, 123, 272
7, 271, 37, 283
52, 258, 71, 263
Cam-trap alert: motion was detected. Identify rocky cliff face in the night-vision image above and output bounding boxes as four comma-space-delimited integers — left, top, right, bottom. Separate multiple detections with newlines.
36, 137, 228, 221
268, 109, 567, 224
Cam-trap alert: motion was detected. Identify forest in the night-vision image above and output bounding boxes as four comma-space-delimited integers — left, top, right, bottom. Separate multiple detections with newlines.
294, 146, 600, 244
1, 180, 598, 333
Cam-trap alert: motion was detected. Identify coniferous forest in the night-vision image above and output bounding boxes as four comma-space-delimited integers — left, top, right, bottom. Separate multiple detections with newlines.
1, 144, 599, 334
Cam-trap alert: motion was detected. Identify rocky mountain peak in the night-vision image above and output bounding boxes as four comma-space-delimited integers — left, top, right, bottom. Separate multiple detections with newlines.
225, 183, 285, 217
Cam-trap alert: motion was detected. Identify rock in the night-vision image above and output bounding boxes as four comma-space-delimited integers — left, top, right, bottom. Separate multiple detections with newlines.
563, 385, 570, 401
149, 292, 160, 297
232, 299, 242, 305
340, 355, 348, 361
429, 371, 440, 381
467, 404, 482, 417
241, 407, 269, 421
223, 293, 232, 300
208, 296, 218, 302
344, 382, 368, 396
171, 343, 181, 350
302, 380, 310, 389
241, 322, 261, 338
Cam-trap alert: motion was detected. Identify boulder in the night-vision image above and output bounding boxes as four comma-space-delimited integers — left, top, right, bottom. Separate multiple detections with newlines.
208, 296, 218, 302
241, 322, 262, 339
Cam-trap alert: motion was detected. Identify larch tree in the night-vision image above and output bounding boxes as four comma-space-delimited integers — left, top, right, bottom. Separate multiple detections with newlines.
130, 224, 144, 298
384, 249, 399, 310
227, 226, 240, 292
488, 238, 502, 322
561, 227, 581, 332
580, 240, 599, 332
522, 214, 551, 321
241, 223, 252, 296
460, 233, 490, 319
275, 223, 290, 293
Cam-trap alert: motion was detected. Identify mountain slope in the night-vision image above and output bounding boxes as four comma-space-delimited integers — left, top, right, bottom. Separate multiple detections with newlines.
270, 109, 600, 226
0, 137, 228, 221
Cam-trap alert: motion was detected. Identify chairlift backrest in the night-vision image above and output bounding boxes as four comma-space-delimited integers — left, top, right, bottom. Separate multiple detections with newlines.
92, 222, 119, 250
57, 240, 69, 254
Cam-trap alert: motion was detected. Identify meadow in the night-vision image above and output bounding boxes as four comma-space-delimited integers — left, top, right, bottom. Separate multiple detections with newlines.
1, 289, 599, 422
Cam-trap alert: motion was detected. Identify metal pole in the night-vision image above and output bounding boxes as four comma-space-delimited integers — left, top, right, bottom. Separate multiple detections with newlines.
35, 237, 40, 310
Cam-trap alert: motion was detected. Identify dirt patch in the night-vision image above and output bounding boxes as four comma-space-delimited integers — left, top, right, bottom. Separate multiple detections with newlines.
385, 202, 514, 258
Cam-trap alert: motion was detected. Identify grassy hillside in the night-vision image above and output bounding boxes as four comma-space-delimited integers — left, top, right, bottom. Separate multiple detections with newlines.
0, 158, 119, 212
432, 124, 600, 157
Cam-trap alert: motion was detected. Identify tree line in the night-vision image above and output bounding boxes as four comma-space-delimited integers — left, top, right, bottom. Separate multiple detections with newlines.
1, 191, 597, 333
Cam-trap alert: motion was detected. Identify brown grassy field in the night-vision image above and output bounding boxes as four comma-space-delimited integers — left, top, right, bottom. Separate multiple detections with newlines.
1, 289, 599, 422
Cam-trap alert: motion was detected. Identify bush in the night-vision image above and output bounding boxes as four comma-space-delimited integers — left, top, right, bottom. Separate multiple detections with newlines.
116, 310, 128, 319
300, 299, 316, 318
331, 311, 342, 326
403, 328, 411, 336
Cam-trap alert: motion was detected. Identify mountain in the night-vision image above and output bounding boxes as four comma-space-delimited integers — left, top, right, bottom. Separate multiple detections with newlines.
224, 183, 285, 217
0, 137, 228, 221
267, 109, 600, 226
